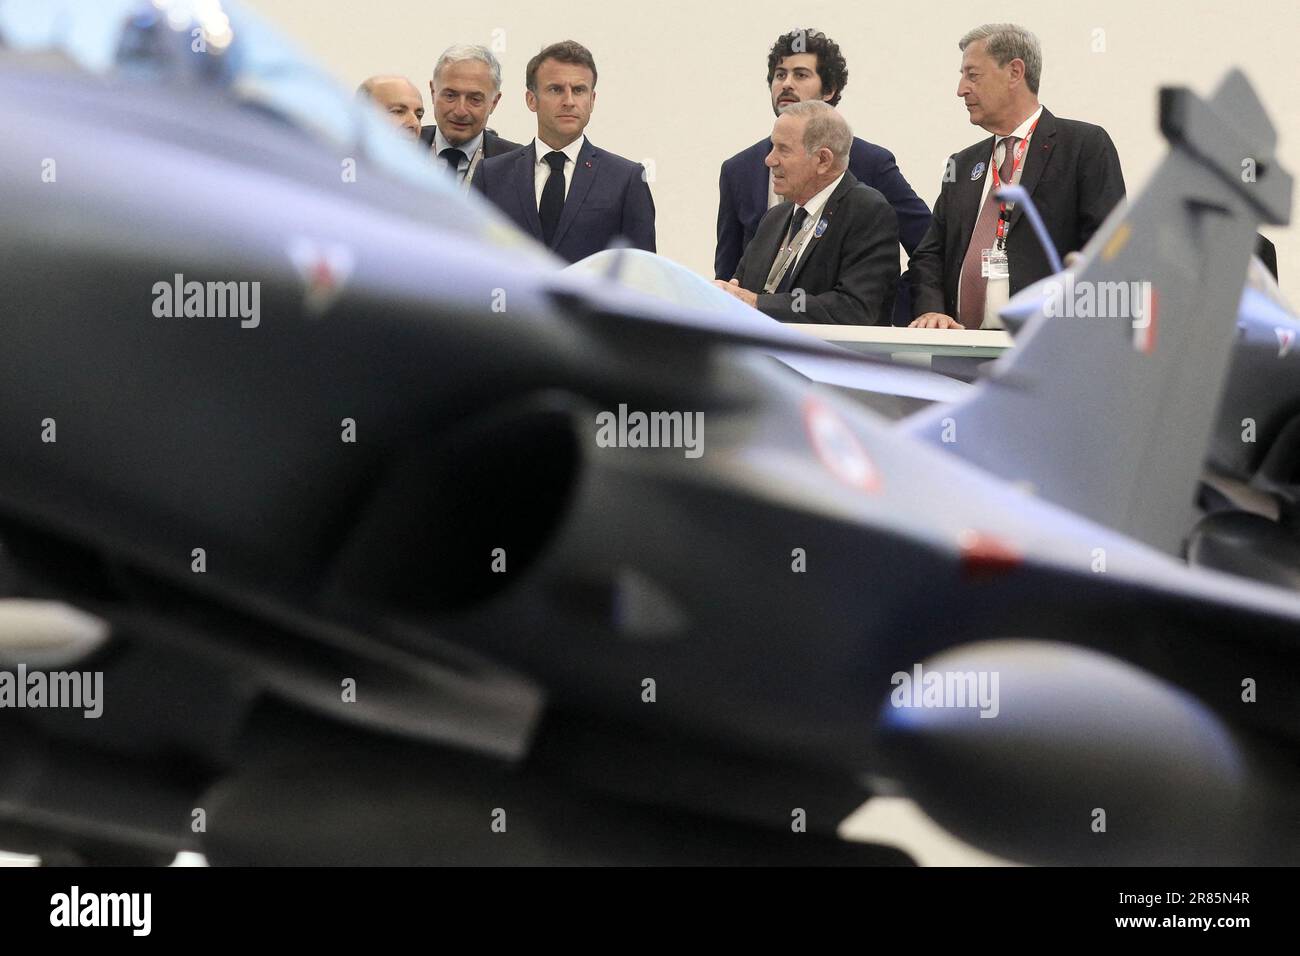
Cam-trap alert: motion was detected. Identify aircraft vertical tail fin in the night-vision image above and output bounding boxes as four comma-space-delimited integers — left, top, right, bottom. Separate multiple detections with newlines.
905, 70, 1293, 554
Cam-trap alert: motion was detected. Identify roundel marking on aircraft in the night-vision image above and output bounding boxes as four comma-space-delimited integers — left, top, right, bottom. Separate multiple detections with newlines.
287, 238, 355, 317
802, 397, 881, 493
1276, 327, 1295, 358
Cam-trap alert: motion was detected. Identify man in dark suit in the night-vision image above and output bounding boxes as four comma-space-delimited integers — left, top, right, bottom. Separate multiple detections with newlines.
475, 41, 655, 264
419, 44, 522, 187
715, 28, 929, 324
716, 101, 899, 326
909, 23, 1125, 330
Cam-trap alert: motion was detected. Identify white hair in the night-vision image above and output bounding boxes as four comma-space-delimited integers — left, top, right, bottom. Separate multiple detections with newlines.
780, 100, 852, 168
433, 43, 502, 92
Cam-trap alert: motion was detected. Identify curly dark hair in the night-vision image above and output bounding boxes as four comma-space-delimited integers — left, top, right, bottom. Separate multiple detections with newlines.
526, 40, 597, 92
766, 28, 847, 107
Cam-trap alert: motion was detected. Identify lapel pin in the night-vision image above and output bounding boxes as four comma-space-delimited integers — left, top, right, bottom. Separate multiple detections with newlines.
971, 161, 986, 180
584, 161, 592, 168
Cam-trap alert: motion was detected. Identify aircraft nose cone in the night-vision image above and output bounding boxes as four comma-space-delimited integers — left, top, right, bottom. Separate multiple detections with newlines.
0, 599, 110, 669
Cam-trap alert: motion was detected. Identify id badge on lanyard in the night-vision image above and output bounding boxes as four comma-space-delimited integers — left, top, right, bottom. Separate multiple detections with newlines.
981, 247, 1010, 280
762, 210, 820, 293
986, 114, 1039, 273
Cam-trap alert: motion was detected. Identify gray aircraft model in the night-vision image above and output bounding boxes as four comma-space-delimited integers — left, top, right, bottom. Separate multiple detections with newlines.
1, 0, 1298, 866
994, 220, 1300, 593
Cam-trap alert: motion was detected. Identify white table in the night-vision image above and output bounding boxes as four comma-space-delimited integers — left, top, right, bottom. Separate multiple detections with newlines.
788, 324, 1014, 359
788, 325, 1014, 380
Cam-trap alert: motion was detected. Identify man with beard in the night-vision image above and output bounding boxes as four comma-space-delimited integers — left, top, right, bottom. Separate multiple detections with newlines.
715, 28, 929, 323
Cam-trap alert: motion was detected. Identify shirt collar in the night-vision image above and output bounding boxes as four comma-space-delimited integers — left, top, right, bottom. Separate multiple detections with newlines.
433, 127, 484, 160
796, 170, 847, 222
533, 134, 586, 167
998, 105, 1044, 147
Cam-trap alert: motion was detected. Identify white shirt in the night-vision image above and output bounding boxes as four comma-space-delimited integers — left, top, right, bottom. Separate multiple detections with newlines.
433, 128, 484, 181
966, 105, 1043, 329
532, 134, 586, 208
787, 171, 846, 271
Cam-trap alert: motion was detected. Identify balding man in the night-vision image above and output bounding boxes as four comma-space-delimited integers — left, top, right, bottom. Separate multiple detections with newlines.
908, 23, 1124, 330
715, 101, 899, 325
357, 75, 425, 139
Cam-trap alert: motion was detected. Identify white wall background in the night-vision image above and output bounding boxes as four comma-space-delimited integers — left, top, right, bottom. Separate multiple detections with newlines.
247, 0, 1300, 292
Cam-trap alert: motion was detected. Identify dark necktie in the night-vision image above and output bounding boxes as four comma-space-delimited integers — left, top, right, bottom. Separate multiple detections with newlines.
539, 150, 567, 246
774, 207, 810, 294
439, 147, 466, 178
957, 135, 1020, 330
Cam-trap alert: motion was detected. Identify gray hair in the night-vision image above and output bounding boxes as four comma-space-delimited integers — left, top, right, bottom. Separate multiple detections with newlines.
433, 43, 502, 93
959, 23, 1042, 95
780, 100, 852, 169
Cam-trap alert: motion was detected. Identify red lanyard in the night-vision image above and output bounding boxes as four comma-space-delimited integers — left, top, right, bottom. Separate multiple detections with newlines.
991, 113, 1040, 245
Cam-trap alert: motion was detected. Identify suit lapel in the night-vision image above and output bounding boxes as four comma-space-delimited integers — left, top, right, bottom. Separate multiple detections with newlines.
787, 173, 858, 288
752, 140, 772, 218
1005, 108, 1057, 234
551, 139, 597, 251
753, 204, 795, 287
955, 137, 994, 256
513, 144, 544, 241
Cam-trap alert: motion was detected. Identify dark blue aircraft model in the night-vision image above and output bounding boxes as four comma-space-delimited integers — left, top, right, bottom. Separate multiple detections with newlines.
0, 1, 1298, 865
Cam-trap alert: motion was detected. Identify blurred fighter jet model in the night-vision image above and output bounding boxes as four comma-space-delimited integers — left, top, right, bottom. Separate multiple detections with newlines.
1189, 263, 1300, 588
0, 1, 1297, 866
